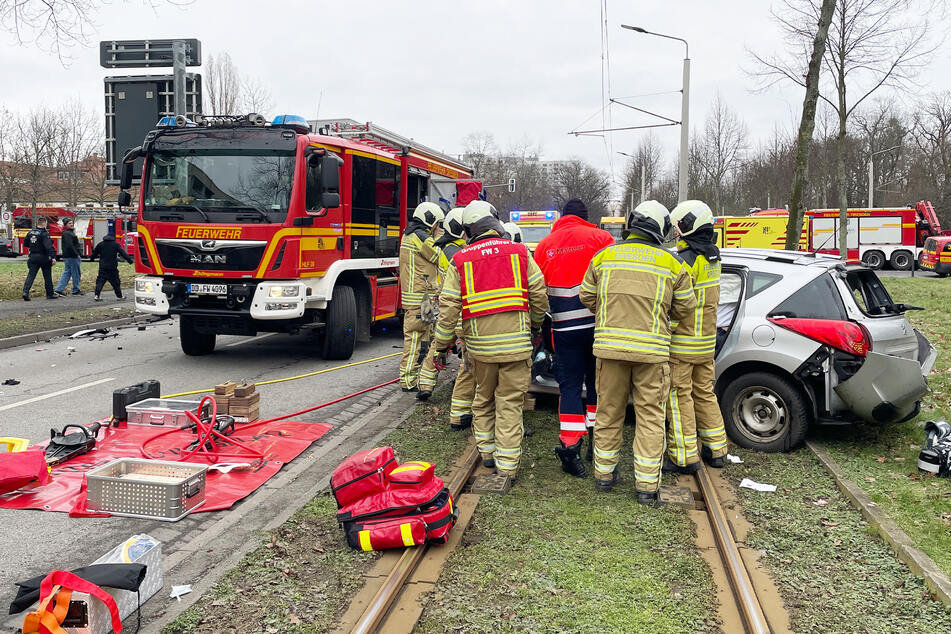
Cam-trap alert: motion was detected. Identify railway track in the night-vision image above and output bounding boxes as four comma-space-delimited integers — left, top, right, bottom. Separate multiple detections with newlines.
339, 445, 782, 634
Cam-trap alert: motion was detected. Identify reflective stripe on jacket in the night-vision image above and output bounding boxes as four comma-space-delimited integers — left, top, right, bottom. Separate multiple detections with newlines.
437, 239, 465, 278
579, 233, 696, 363
433, 233, 549, 363
534, 215, 615, 331
670, 241, 721, 361
399, 226, 440, 308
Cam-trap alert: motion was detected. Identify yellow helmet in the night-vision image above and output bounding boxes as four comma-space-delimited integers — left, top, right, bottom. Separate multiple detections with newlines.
670, 200, 714, 236
443, 207, 466, 239
412, 202, 445, 228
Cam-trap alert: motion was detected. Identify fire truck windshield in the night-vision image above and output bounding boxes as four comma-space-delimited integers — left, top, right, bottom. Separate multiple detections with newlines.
142, 149, 296, 223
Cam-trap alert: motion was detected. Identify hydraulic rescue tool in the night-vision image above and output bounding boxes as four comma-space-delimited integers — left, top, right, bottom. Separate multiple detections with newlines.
45, 423, 102, 466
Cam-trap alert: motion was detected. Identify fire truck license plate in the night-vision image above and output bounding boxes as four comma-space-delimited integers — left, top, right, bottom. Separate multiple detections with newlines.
187, 284, 227, 295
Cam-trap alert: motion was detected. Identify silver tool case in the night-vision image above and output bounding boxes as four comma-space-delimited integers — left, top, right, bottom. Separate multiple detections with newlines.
85, 458, 207, 521
124, 398, 206, 426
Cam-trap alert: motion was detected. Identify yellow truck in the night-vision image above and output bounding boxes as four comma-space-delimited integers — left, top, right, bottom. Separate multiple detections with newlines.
599, 216, 626, 242
509, 210, 559, 250
713, 215, 808, 250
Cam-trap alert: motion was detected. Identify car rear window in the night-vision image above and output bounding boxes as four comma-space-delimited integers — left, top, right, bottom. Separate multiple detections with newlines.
746, 271, 782, 298
769, 273, 847, 320
846, 269, 895, 316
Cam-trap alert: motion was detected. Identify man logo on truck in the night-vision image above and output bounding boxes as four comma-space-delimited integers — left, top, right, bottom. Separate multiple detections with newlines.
189, 254, 227, 264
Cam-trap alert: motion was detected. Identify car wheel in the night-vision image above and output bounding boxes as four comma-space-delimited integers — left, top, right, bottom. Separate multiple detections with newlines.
720, 371, 810, 452
180, 316, 216, 356
322, 284, 357, 360
862, 250, 885, 270
889, 249, 913, 271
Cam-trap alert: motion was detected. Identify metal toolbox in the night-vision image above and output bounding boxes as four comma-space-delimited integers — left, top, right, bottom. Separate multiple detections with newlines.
124, 398, 206, 426
85, 458, 207, 521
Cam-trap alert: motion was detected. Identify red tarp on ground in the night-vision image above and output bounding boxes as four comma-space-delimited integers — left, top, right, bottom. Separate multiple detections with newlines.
0, 420, 331, 516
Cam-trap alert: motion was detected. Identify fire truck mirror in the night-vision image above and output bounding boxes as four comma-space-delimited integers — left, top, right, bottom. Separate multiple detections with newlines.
119, 146, 143, 190
320, 154, 340, 191
117, 190, 132, 208
321, 192, 340, 210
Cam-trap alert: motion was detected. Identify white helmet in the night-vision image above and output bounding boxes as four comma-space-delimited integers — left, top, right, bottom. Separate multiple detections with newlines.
443, 207, 466, 239
412, 202, 445, 228
502, 222, 523, 243
670, 200, 714, 237
626, 200, 671, 244
462, 200, 503, 239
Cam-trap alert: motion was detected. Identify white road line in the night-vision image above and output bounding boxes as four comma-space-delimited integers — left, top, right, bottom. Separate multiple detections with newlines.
0, 377, 115, 413
223, 332, 278, 348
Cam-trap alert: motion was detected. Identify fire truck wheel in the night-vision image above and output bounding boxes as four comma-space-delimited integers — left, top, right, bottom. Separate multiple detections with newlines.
862, 250, 885, 270
889, 250, 913, 271
180, 316, 216, 356
323, 285, 357, 360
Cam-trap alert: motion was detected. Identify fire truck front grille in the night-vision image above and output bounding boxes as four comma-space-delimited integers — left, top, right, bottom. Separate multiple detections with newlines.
156, 242, 267, 271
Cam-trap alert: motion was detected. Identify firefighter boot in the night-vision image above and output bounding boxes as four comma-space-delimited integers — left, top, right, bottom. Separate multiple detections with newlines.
416, 389, 432, 401
637, 490, 660, 507
663, 457, 701, 475
481, 453, 496, 469
701, 445, 725, 469
595, 468, 619, 493
554, 439, 587, 478
451, 414, 472, 432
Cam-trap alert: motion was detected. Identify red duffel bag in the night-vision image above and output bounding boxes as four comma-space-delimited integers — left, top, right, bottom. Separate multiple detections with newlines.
343, 488, 456, 551
330, 446, 397, 508
336, 475, 445, 524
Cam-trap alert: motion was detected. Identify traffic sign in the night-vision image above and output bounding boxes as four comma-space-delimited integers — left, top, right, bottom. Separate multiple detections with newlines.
100, 39, 201, 68
1, 210, 11, 223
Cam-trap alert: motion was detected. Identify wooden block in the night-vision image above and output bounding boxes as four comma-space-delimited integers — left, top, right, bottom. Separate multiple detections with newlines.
232, 406, 259, 423
213, 395, 230, 415
229, 392, 260, 408
522, 394, 536, 411
234, 382, 256, 397
214, 381, 236, 396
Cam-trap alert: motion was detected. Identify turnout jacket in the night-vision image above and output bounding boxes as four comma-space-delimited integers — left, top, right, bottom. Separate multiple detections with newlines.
399, 221, 440, 308
436, 237, 466, 278
534, 215, 615, 332
433, 232, 549, 363
670, 240, 721, 362
579, 232, 697, 364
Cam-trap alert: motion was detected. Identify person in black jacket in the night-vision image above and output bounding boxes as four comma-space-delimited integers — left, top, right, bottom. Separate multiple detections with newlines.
91, 233, 132, 300
22, 216, 58, 301
54, 218, 83, 296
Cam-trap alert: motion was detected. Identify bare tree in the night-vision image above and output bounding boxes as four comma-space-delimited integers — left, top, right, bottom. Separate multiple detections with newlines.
239, 75, 273, 115
204, 52, 241, 115
695, 93, 748, 215
13, 107, 58, 221
910, 92, 951, 220
620, 133, 663, 214
753, 0, 938, 257
0, 103, 19, 211
460, 131, 498, 178
551, 159, 612, 225
55, 99, 100, 205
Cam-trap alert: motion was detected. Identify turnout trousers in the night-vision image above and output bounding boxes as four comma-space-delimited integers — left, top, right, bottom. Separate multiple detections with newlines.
399, 308, 431, 390
449, 345, 475, 427
593, 358, 670, 493
471, 358, 531, 476
667, 359, 728, 462
552, 328, 598, 446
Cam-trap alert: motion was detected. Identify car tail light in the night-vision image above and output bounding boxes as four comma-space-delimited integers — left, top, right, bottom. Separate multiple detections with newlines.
768, 317, 871, 357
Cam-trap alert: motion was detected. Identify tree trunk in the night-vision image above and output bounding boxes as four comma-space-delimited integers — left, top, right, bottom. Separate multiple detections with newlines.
837, 115, 849, 258
785, 0, 837, 249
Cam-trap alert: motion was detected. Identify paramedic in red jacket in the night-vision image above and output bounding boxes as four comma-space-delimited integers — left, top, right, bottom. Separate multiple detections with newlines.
534, 199, 615, 478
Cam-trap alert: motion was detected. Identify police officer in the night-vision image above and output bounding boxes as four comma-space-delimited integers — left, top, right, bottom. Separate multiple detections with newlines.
580, 200, 696, 505
432, 201, 548, 481
22, 216, 58, 301
665, 200, 729, 471
398, 202, 445, 392
417, 208, 472, 417
534, 199, 614, 478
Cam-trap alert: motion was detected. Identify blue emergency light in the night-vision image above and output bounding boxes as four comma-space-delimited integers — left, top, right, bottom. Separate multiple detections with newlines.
545, 211, 556, 220
510, 211, 521, 221
272, 115, 311, 134
156, 116, 196, 128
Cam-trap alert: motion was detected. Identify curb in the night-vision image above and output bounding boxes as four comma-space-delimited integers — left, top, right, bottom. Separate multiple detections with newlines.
0, 315, 144, 351
807, 440, 951, 607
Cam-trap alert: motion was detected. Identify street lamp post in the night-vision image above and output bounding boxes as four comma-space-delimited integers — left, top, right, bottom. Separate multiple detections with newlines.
868, 145, 900, 208
622, 25, 690, 202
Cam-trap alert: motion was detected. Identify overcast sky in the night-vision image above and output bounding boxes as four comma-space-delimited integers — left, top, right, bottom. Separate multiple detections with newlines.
3, 0, 949, 192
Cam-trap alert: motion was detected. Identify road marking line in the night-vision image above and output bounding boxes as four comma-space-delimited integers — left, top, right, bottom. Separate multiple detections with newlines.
224, 333, 278, 348
0, 378, 115, 413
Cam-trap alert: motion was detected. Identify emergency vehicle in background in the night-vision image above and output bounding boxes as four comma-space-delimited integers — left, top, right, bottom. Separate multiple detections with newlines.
508, 210, 559, 250
599, 216, 625, 241
12, 206, 137, 258
122, 115, 476, 359
713, 215, 808, 250
919, 235, 951, 276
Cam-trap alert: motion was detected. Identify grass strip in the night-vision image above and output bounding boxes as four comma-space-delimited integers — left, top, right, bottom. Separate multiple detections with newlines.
729, 444, 951, 632
0, 260, 136, 300
0, 306, 134, 339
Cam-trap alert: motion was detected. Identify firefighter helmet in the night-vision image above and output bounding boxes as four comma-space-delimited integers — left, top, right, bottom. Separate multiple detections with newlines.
502, 222, 523, 243
462, 201, 503, 239
670, 200, 714, 237
626, 200, 671, 244
412, 202, 445, 228
443, 207, 466, 239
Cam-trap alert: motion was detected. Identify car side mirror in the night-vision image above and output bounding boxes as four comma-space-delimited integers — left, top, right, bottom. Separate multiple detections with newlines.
117, 190, 132, 207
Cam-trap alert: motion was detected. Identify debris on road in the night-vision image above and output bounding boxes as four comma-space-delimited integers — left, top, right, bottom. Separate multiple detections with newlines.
170, 584, 192, 601
2, 378, 20, 385
739, 478, 777, 493
727, 453, 743, 464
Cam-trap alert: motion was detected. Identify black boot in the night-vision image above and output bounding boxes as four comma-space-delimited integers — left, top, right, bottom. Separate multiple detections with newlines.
701, 446, 725, 469
585, 430, 594, 461
554, 440, 587, 478
416, 389, 432, 401
663, 457, 701, 475
636, 490, 659, 506
450, 413, 472, 431
595, 468, 619, 492
481, 454, 495, 469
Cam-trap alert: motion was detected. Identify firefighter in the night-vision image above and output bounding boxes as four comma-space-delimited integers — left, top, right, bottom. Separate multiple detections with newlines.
502, 222, 523, 243
534, 199, 615, 478
417, 208, 473, 419
432, 201, 548, 481
398, 202, 445, 392
580, 200, 696, 505
665, 200, 729, 471
21, 216, 58, 301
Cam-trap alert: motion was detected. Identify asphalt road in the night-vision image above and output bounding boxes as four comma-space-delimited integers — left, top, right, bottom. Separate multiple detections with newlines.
0, 318, 412, 630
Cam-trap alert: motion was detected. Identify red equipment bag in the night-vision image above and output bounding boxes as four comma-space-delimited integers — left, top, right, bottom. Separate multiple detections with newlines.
0, 450, 51, 495
336, 475, 445, 524
343, 488, 456, 551
330, 446, 397, 508
387, 461, 435, 487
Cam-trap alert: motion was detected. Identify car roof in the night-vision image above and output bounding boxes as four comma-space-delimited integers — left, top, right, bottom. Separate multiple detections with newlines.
721, 248, 844, 269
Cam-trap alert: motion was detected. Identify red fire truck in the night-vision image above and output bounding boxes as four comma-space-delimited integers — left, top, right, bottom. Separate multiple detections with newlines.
120, 115, 475, 358
12, 206, 137, 257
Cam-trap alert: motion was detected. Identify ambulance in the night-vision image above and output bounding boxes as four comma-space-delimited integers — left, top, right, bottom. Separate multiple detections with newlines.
508, 210, 559, 249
